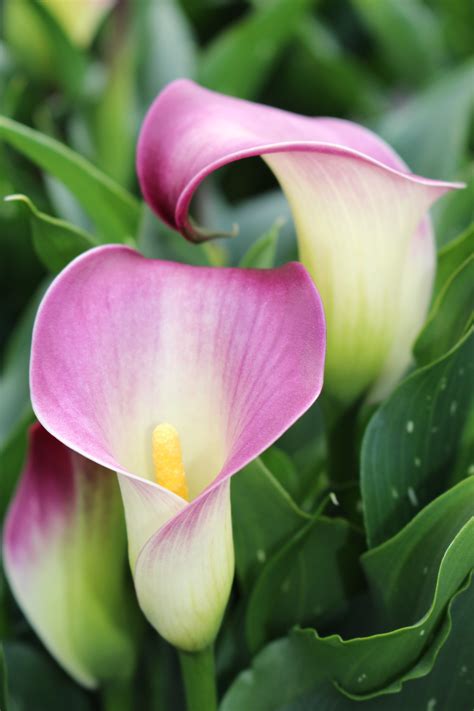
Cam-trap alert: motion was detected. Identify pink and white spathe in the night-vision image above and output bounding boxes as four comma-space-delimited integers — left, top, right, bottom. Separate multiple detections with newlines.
30, 245, 325, 651
3, 423, 137, 688
137, 80, 462, 402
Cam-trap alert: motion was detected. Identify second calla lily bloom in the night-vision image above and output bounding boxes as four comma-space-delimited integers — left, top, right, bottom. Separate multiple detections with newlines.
3, 424, 137, 688
137, 80, 461, 402
30, 245, 325, 651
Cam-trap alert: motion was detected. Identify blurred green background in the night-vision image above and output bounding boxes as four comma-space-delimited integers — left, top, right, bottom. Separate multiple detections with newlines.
0, 1, 473, 709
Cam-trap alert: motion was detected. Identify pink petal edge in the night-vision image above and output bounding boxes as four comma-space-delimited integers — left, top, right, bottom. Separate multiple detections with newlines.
137, 79, 462, 242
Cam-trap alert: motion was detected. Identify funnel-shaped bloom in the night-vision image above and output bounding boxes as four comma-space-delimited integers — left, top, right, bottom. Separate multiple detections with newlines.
30, 245, 325, 651
137, 79, 461, 402
3, 423, 137, 688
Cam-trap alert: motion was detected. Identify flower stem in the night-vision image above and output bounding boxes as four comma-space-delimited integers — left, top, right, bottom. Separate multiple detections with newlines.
178, 646, 217, 711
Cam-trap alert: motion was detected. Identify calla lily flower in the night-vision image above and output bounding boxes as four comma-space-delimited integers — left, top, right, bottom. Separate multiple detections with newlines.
137, 79, 461, 402
30, 245, 325, 651
3, 423, 137, 688
42, 0, 114, 47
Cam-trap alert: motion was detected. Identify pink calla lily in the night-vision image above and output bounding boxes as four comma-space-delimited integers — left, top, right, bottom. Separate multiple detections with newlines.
3, 423, 137, 688
137, 79, 462, 402
30, 245, 325, 651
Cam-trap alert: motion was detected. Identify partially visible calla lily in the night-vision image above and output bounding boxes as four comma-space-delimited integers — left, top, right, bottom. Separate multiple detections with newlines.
42, 0, 114, 46
3, 423, 137, 688
30, 245, 325, 652
136, 79, 462, 402
5, 0, 114, 79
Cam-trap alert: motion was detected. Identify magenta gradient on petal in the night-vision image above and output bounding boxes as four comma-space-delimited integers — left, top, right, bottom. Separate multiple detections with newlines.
136, 79, 459, 242
4, 423, 75, 561
31, 245, 325, 497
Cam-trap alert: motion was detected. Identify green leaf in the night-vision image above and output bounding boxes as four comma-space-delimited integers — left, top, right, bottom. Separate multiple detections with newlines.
434, 221, 474, 295
361, 477, 474, 630
0, 645, 7, 711
5, 194, 97, 272
283, 19, 383, 117
238, 220, 281, 268
0, 281, 48, 452
0, 409, 33, 523
433, 167, 474, 248
245, 514, 364, 653
221, 575, 474, 710
361, 328, 474, 547
93, 35, 136, 186
3, 642, 91, 711
0, 116, 140, 242
351, 0, 444, 85
414, 255, 474, 365
434, 0, 474, 58
198, 0, 314, 99
377, 60, 474, 179
231, 458, 309, 592
272, 401, 328, 515
27, 0, 88, 97
260, 447, 300, 501
138, 205, 213, 266
139, 0, 198, 102
222, 479, 474, 707
44, 175, 92, 231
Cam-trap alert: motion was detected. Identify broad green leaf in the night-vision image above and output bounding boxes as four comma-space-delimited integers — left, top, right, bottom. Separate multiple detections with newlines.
27, 0, 88, 97
5, 194, 97, 272
0, 281, 46, 522
377, 60, 474, 179
4, 0, 61, 80
278, 19, 383, 117
434, 0, 474, 58
277, 401, 328, 511
449, 403, 474, 488
231, 458, 309, 592
238, 220, 281, 268
361, 328, 474, 547
0, 116, 140, 242
245, 514, 364, 653
434, 221, 474, 295
0, 281, 48, 452
223, 479, 474, 706
434, 167, 474, 247
198, 0, 314, 99
3, 643, 90, 711
351, 0, 444, 85
44, 175, 91, 231
0, 167, 44, 344
362, 477, 474, 629
260, 447, 300, 501
139, 0, 198, 102
414, 255, 474, 365
94, 35, 136, 186
221, 576, 474, 710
